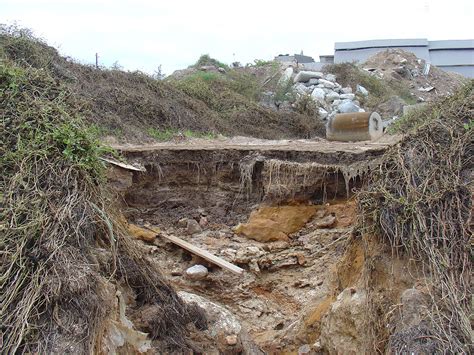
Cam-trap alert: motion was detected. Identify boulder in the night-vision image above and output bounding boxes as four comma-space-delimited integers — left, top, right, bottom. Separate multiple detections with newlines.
186, 219, 202, 235
325, 91, 340, 102
318, 107, 328, 120
294, 83, 311, 95
320, 288, 367, 354
341, 87, 353, 94
278, 66, 293, 84
185, 265, 208, 280
308, 78, 319, 85
356, 84, 369, 96
319, 79, 336, 89
339, 93, 355, 100
294, 71, 324, 83
324, 73, 337, 82
337, 100, 360, 113
311, 88, 326, 102
235, 205, 318, 242
178, 291, 264, 354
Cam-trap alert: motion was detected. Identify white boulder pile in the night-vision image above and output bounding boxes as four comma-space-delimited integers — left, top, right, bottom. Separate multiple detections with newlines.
291, 70, 367, 120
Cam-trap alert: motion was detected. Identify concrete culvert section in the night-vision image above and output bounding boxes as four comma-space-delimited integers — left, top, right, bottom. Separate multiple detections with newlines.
326, 112, 384, 142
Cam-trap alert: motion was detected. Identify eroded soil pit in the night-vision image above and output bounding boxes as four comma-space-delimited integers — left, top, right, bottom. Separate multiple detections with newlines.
107, 139, 395, 352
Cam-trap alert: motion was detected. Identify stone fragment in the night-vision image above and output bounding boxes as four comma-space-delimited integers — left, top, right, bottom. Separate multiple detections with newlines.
185, 264, 208, 280
235, 205, 318, 242
308, 78, 319, 85
315, 213, 336, 228
319, 78, 336, 89
186, 219, 202, 235
339, 93, 355, 100
294, 83, 311, 94
178, 218, 188, 228
199, 216, 208, 228
293, 70, 324, 83
318, 107, 328, 120
356, 84, 369, 96
226, 334, 238, 346
337, 100, 360, 113
324, 73, 337, 82
127, 223, 158, 242
341, 87, 353, 94
278, 67, 293, 85
311, 88, 325, 102
325, 91, 340, 102
298, 344, 311, 354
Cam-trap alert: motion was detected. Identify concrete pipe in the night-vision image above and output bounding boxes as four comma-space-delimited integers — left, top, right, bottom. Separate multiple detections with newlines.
326, 112, 383, 142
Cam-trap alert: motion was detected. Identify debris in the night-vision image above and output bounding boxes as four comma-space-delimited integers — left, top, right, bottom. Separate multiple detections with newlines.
315, 213, 336, 228
151, 228, 244, 275
417, 86, 435, 92
311, 87, 326, 102
186, 219, 202, 235
185, 264, 209, 280
337, 100, 360, 113
100, 157, 146, 172
127, 223, 158, 242
298, 344, 311, 354
294, 71, 324, 83
226, 335, 238, 346
356, 84, 369, 96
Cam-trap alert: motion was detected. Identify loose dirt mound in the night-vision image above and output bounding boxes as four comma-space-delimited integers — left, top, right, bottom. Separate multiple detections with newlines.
0, 26, 324, 143
363, 49, 466, 101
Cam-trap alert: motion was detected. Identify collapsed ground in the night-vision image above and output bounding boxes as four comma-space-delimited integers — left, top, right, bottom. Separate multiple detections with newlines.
2, 25, 473, 354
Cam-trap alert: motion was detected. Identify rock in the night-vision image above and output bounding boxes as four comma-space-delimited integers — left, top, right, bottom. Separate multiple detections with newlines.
341, 87, 353, 94
226, 334, 238, 346
356, 84, 369, 96
127, 223, 158, 242
332, 99, 342, 107
315, 213, 336, 228
218, 67, 226, 73
170, 269, 182, 276
313, 340, 322, 351
294, 71, 324, 83
320, 288, 367, 354
324, 73, 337, 82
178, 291, 263, 353
186, 219, 202, 235
318, 107, 328, 120
318, 79, 336, 89
298, 344, 311, 354
234, 246, 265, 263
325, 91, 340, 102
235, 205, 318, 242
178, 218, 188, 228
185, 264, 208, 280
260, 91, 277, 110
311, 88, 326, 102
338, 100, 360, 113
294, 83, 311, 95
199, 216, 209, 228
278, 67, 293, 85
378, 95, 405, 116
339, 93, 355, 100
308, 78, 319, 85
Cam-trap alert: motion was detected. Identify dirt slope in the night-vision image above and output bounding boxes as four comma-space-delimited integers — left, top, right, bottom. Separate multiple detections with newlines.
0, 28, 324, 143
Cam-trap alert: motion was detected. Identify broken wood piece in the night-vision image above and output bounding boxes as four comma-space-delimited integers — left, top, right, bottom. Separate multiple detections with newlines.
100, 157, 146, 171
144, 226, 244, 275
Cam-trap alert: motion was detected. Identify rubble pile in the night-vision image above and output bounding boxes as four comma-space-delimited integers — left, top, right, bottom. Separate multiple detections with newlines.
269, 66, 369, 121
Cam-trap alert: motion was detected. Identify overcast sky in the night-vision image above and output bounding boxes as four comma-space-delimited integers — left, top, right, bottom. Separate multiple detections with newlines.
2, 0, 473, 75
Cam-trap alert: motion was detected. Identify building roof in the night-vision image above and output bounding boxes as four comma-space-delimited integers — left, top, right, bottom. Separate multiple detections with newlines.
335, 38, 428, 51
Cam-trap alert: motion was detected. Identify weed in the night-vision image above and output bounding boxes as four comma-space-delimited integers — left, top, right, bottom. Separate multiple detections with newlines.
195, 54, 228, 69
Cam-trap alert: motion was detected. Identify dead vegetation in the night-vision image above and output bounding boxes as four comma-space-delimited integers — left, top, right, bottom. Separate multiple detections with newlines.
0, 45, 206, 353
0, 25, 324, 143
357, 82, 473, 353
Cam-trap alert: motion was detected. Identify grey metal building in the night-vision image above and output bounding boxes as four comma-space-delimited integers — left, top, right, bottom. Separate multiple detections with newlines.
333, 38, 474, 77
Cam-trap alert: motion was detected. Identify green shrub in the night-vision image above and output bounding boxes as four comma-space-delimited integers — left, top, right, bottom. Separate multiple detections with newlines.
195, 54, 228, 69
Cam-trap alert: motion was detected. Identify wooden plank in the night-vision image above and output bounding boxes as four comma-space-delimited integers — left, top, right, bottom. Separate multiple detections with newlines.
144, 226, 244, 275
100, 157, 146, 171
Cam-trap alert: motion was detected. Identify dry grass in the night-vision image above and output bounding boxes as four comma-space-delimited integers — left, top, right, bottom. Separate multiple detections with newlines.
357, 83, 473, 353
1, 43, 205, 353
